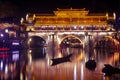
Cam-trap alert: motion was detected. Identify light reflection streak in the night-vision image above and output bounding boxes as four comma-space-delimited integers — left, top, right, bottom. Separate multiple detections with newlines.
28, 50, 32, 64
67, 48, 69, 55
76, 53, 83, 61
0, 61, 3, 70
58, 52, 62, 58
103, 75, 106, 80
57, 37, 61, 44
43, 48, 45, 55
12, 53, 19, 61
20, 72, 23, 80
5, 64, 8, 74
12, 51, 19, 54
74, 64, 77, 80
105, 52, 119, 65
81, 64, 84, 80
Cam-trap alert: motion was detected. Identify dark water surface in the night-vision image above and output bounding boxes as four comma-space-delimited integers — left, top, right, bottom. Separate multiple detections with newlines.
0, 48, 120, 80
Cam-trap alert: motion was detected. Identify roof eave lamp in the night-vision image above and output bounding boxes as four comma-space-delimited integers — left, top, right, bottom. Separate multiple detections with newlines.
113, 12, 116, 20
33, 14, 36, 20
26, 14, 29, 21
106, 12, 108, 20
20, 17, 24, 25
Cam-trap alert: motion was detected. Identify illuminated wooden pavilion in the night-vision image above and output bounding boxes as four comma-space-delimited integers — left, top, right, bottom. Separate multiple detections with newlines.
21, 8, 116, 31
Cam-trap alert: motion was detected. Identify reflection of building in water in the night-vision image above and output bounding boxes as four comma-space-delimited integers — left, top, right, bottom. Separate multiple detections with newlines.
22, 8, 115, 31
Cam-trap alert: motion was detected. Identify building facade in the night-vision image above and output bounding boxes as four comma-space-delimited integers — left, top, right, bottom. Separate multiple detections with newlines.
21, 8, 116, 32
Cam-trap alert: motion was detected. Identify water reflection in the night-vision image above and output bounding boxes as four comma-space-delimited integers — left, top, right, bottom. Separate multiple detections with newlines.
0, 50, 20, 80
27, 48, 46, 61
0, 48, 120, 80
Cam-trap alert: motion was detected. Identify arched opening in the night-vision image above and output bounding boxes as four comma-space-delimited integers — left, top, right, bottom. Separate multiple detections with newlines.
25, 36, 46, 60
26, 36, 46, 49
60, 35, 83, 56
95, 36, 119, 50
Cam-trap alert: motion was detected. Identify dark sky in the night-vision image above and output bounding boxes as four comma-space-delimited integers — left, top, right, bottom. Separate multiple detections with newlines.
0, 0, 120, 17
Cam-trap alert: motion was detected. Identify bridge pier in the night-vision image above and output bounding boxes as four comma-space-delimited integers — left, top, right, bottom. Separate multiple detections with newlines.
51, 34, 55, 58
46, 33, 61, 58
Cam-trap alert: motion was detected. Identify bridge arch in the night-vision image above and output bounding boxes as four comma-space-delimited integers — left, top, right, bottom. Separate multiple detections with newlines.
105, 36, 119, 45
60, 35, 83, 48
26, 36, 46, 48
95, 36, 119, 49
61, 35, 83, 44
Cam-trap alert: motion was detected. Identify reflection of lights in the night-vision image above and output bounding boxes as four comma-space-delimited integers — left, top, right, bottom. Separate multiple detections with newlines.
29, 50, 32, 53
105, 52, 119, 65
67, 48, 70, 54
74, 64, 77, 80
81, 64, 84, 80
12, 53, 19, 61
49, 60, 53, 66
43, 48, 45, 55
29, 38, 32, 42
0, 61, 3, 70
20, 72, 23, 80
28, 38, 32, 45
0, 54, 8, 58
47, 36, 50, 43
5, 64, 8, 74
113, 52, 119, 62
50, 35, 52, 39
0, 34, 3, 37
0, 48, 9, 51
28, 53, 32, 64
58, 52, 63, 58
57, 37, 61, 44
12, 51, 19, 54
76, 53, 83, 61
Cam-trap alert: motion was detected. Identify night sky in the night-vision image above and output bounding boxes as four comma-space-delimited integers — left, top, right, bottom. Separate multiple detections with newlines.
0, 0, 119, 18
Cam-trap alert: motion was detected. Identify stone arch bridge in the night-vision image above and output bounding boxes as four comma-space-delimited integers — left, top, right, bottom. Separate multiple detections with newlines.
27, 30, 119, 58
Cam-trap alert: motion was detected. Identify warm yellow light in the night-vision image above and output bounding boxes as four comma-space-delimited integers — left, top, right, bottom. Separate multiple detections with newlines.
33, 14, 36, 20
26, 14, 29, 20
113, 12, 116, 20
28, 38, 32, 45
31, 28, 34, 31
106, 12, 108, 19
20, 18, 24, 24
26, 27, 30, 31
